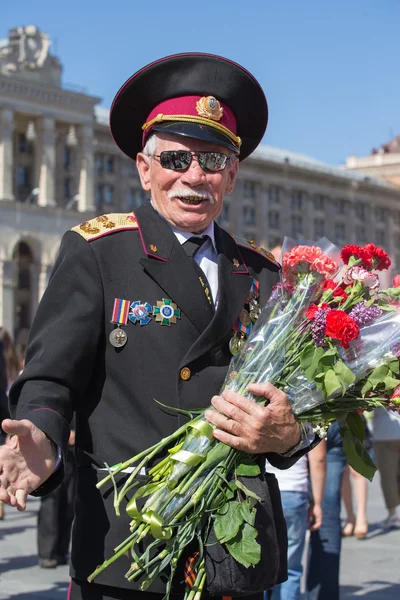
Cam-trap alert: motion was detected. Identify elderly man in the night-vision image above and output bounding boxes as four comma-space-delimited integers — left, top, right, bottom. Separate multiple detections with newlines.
0, 53, 316, 600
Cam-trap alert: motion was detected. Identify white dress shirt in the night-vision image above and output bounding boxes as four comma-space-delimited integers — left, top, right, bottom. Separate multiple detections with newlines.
171, 222, 219, 309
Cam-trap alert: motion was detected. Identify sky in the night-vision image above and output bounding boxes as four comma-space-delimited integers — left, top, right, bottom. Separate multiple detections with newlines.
2, 1, 399, 166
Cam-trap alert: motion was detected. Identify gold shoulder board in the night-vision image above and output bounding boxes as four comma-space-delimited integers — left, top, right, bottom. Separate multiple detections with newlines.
71, 213, 138, 242
230, 234, 280, 268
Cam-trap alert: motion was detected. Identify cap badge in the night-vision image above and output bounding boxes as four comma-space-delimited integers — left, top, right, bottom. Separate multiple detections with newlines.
196, 96, 223, 121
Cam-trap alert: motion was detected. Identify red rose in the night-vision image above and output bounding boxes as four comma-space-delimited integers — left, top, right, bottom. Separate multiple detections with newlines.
325, 310, 360, 348
363, 243, 391, 271
393, 274, 400, 288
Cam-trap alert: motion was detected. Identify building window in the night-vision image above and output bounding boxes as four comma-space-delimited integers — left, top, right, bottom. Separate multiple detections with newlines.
268, 211, 280, 229
16, 166, 30, 189
375, 207, 389, 223
64, 177, 73, 199
355, 226, 367, 244
314, 195, 325, 211
17, 133, 32, 154
95, 155, 104, 175
355, 202, 367, 221
268, 186, 281, 204
220, 203, 230, 224
243, 180, 257, 199
243, 205, 256, 226
106, 156, 114, 174
104, 184, 114, 204
291, 215, 303, 237
128, 188, 146, 210
96, 183, 103, 206
335, 222, 346, 244
375, 229, 386, 247
291, 190, 304, 211
336, 199, 348, 215
64, 147, 74, 170
314, 218, 325, 239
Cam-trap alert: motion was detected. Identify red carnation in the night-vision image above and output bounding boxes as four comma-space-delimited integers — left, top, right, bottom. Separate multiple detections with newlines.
325, 310, 360, 348
363, 243, 391, 271
306, 303, 329, 321
321, 280, 349, 302
341, 245, 365, 266
393, 274, 400, 288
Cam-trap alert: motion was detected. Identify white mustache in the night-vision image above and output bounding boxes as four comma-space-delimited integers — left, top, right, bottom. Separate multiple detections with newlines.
168, 188, 215, 205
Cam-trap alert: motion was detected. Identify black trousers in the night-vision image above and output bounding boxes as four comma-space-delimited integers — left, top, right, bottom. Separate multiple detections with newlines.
69, 579, 263, 600
38, 450, 76, 560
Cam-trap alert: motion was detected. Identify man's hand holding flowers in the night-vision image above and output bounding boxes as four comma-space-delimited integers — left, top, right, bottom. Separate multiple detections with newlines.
205, 382, 301, 454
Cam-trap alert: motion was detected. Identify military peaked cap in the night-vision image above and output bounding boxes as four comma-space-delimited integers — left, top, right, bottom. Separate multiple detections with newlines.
109, 52, 268, 161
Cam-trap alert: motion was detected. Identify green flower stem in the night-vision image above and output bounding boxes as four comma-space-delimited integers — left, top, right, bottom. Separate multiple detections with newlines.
97, 421, 192, 490
126, 548, 169, 582
87, 537, 135, 582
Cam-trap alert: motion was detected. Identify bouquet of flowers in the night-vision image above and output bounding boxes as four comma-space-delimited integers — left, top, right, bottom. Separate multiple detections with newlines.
89, 238, 400, 599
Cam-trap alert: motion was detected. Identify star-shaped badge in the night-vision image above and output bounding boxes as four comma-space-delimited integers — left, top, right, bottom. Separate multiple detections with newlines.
153, 299, 181, 326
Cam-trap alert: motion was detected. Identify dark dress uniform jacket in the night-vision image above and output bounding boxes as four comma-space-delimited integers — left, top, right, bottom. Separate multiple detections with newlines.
9, 202, 303, 593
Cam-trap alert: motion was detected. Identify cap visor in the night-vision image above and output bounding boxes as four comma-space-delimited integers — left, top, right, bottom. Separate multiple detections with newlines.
150, 122, 240, 155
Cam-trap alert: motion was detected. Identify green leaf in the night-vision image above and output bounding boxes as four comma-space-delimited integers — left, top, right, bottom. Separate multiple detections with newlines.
214, 500, 243, 544
369, 365, 389, 387
346, 412, 365, 442
314, 372, 326, 382
340, 429, 376, 482
236, 461, 261, 477
361, 380, 373, 396
235, 479, 262, 503
239, 500, 256, 526
388, 360, 400, 375
319, 349, 337, 367
225, 522, 261, 568
333, 360, 356, 390
305, 347, 325, 381
324, 369, 342, 397
300, 345, 316, 371
383, 376, 399, 392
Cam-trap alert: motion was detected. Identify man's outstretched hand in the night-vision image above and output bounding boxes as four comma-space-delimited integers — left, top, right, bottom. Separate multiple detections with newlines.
0, 419, 57, 511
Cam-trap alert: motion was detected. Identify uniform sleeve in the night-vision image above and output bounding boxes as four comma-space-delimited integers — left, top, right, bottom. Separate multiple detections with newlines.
8, 231, 103, 492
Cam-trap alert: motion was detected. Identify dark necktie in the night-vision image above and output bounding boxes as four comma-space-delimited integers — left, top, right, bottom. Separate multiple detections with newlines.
183, 236, 214, 317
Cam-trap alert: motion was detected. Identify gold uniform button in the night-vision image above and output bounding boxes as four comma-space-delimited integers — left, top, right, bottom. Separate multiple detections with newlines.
180, 367, 191, 381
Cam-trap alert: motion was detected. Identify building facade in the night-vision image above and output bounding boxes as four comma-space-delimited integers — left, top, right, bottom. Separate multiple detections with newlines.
1, 25, 400, 347
345, 135, 400, 189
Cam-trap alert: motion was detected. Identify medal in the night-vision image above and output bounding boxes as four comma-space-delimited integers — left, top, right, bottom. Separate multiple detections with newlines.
153, 298, 181, 326
229, 332, 246, 356
129, 301, 152, 325
239, 308, 251, 327
110, 298, 130, 347
109, 328, 128, 348
250, 305, 261, 322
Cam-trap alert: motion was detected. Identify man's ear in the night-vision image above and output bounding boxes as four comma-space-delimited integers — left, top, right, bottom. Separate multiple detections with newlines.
136, 153, 152, 191
225, 157, 239, 195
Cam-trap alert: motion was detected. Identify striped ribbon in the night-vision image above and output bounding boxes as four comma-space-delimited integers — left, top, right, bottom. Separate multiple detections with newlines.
111, 298, 130, 325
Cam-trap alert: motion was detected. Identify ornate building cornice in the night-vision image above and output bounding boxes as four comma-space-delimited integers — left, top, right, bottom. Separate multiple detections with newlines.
0, 74, 101, 114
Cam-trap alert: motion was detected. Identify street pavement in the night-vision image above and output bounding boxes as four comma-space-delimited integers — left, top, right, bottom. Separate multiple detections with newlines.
0, 476, 399, 599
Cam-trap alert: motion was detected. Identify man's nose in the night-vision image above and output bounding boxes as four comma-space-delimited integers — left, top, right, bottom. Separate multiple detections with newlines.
180, 156, 207, 184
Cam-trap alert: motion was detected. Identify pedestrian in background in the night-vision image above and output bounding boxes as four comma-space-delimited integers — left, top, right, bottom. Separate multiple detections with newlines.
0, 338, 8, 520
265, 441, 327, 600
306, 421, 347, 600
37, 416, 76, 568
372, 407, 400, 530
0, 328, 22, 390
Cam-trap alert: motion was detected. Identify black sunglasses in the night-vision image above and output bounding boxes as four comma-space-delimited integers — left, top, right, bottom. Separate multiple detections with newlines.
152, 150, 230, 173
